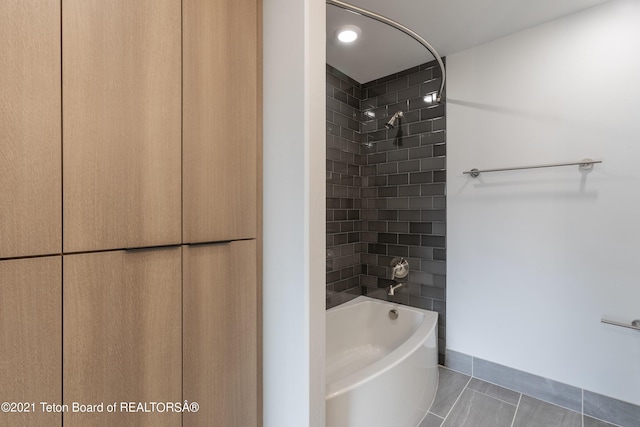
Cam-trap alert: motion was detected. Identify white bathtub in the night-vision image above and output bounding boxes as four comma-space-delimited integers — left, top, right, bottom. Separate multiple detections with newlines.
326, 295, 439, 427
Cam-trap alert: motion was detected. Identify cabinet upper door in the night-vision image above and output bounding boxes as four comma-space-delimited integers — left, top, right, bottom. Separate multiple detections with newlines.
183, 240, 258, 426
183, 0, 259, 243
0, 256, 61, 427
63, 0, 182, 253
63, 247, 181, 427
0, 0, 61, 259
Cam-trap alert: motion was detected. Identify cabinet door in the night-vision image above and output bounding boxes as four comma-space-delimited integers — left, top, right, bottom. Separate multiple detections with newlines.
0, 0, 61, 259
183, 240, 258, 426
183, 0, 259, 243
63, 248, 181, 427
0, 257, 61, 427
63, 0, 182, 253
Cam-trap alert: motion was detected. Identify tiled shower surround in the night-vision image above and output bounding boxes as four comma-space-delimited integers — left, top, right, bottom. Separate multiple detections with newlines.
326, 67, 365, 297
326, 61, 447, 360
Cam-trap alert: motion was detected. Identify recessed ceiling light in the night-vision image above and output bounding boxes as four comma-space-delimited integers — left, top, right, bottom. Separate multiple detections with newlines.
336, 25, 361, 43
338, 30, 358, 43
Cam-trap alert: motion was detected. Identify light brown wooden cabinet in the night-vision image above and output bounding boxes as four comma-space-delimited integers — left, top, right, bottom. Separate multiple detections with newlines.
0, 257, 62, 427
2, 1, 261, 425
2, 0, 262, 254
183, 240, 258, 426
183, 0, 260, 243
62, 0, 182, 253
63, 248, 182, 427
0, 0, 61, 259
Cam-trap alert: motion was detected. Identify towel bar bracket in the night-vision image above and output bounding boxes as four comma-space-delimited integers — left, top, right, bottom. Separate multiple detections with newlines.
601, 318, 640, 332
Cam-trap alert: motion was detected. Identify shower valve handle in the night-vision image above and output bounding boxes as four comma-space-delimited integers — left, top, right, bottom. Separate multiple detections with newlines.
390, 257, 409, 280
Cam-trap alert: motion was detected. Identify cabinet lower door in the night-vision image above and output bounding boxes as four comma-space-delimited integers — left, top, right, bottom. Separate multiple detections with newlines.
183, 240, 258, 426
0, 257, 61, 427
63, 248, 181, 427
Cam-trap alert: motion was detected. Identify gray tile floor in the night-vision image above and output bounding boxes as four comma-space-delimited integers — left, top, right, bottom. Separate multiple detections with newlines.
421, 367, 620, 427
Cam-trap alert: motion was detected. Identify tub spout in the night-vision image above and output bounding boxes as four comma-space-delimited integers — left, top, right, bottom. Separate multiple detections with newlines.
388, 283, 403, 296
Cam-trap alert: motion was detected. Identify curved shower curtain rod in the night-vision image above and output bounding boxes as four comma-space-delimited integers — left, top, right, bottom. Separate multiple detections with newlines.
326, 0, 445, 103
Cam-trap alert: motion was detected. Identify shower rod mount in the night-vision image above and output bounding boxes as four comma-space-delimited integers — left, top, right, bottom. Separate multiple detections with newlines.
326, 0, 446, 103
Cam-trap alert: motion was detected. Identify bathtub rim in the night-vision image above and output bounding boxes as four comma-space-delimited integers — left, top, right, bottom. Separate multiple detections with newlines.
325, 295, 438, 399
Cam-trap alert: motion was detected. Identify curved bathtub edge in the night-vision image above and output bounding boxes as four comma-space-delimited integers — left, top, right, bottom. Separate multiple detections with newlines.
326, 296, 438, 399
325, 295, 439, 427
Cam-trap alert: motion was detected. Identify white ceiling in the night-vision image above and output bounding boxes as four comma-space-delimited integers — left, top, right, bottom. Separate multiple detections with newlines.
327, 0, 611, 84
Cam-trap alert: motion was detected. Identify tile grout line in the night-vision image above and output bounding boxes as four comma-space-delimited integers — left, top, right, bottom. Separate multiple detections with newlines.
583, 411, 625, 427
466, 373, 582, 416
430, 412, 445, 420
422, 412, 445, 427
456, 374, 624, 427
468, 387, 520, 407
577, 390, 628, 427
439, 375, 473, 425
450, 356, 631, 427
590, 416, 624, 427
510, 393, 523, 427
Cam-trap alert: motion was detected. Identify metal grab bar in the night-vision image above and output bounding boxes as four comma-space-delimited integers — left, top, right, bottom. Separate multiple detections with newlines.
463, 158, 602, 178
601, 318, 640, 331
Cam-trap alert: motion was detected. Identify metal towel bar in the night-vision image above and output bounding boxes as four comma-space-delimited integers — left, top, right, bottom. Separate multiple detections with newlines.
601, 318, 640, 331
463, 158, 602, 178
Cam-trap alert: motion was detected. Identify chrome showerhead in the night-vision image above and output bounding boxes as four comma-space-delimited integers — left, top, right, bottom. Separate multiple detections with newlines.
385, 111, 403, 129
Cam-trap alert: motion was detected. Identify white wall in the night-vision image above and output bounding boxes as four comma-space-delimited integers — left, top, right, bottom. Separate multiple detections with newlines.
447, 0, 640, 404
263, 0, 326, 425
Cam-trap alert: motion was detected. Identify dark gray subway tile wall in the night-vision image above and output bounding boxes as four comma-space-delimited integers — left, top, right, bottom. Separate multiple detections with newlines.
326, 62, 447, 361
326, 65, 365, 301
